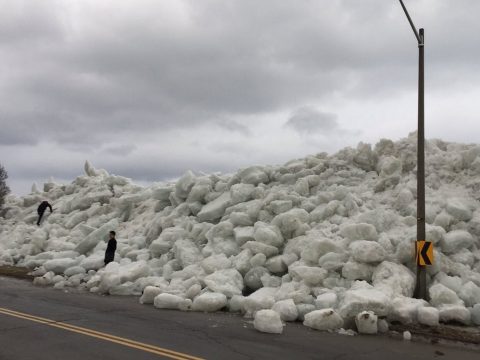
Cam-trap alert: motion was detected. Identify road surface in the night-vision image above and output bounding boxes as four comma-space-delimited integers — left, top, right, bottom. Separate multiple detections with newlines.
0, 276, 478, 360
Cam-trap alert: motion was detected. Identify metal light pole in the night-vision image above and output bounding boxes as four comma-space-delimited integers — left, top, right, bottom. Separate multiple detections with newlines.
398, 0, 427, 300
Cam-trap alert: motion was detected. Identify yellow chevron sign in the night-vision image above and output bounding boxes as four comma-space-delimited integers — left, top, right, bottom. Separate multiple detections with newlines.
416, 240, 433, 266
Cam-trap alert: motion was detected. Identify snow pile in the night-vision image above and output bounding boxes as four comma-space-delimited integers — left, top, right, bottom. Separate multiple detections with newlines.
1, 133, 480, 334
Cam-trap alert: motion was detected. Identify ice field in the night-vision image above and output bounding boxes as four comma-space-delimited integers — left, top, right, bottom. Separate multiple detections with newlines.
1, 132, 480, 334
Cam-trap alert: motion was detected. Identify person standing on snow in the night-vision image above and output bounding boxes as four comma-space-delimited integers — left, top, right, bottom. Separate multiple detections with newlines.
104, 231, 117, 265
37, 200, 53, 226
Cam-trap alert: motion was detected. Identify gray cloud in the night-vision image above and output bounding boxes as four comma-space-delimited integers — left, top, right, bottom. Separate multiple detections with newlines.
285, 107, 339, 135
2, 0, 480, 194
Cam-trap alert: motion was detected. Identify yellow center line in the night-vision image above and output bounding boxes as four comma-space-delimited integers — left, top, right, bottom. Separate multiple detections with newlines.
0, 307, 204, 360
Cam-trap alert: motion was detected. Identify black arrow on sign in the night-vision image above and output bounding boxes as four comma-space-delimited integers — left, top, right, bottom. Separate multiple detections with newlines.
420, 241, 432, 265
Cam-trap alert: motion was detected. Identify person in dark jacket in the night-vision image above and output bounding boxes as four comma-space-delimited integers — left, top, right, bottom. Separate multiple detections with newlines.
104, 231, 117, 265
37, 200, 53, 226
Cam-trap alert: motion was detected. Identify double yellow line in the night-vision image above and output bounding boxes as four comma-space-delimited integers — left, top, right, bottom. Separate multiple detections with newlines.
0, 306, 204, 360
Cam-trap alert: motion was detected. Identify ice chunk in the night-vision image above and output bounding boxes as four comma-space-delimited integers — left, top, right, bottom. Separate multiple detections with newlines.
342, 261, 374, 281
435, 273, 462, 293
173, 240, 203, 268
64, 266, 86, 277
233, 226, 255, 246
440, 230, 474, 254
74, 219, 119, 255
289, 266, 327, 286
192, 292, 228, 312
445, 198, 472, 222
244, 287, 277, 315
250, 253, 267, 267
140, 286, 164, 304
228, 295, 245, 313
355, 311, 378, 334
253, 223, 283, 248
372, 261, 415, 297
303, 309, 343, 331
458, 281, 480, 307
388, 296, 427, 324
241, 241, 279, 258
154, 293, 192, 311
417, 307, 440, 326
254, 309, 283, 334
438, 305, 471, 325
244, 266, 269, 290
80, 254, 105, 271
175, 170, 196, 199
201, 254, 232, 274
315, 292, 337, 309
238, 166, 269, 185
340, 223, 378, 241
44, 258, 80, 274
271, 209, 310, 239
185, 284, 202, 300
301, 238, 341, 265
269, 200, 293, 215
318, 252, 348, 271
204, 269, 243, 298
339, 287, 391, 318
197, 192, 232, 222
429, 283, 463, 307
272, 299, 298, 322
378, 319, 389, 333
265, 255, 287, 274
349, 241, 386, 263
230, 184, 255, 204
229, 212, 253, 227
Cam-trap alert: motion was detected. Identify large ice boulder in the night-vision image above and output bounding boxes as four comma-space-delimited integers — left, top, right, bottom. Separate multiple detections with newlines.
197, 192, 232, 222
440, 230, 474, 254
429, 283, 463, 307
445, 198, 472, 222
372, 261, 415, 297
204, 269, 244, 297
355, 311, 378, 334
339, 284, 391, 318
303, 309, 344, 331
349, 241, 386, 263
154, 293, 192, 311
340, 223, 378, 241
192, 292, 228, 312
74, 219, 119, 255
272, 299, 298, 322
238, 166, 269, 185
254, 310, 283, 334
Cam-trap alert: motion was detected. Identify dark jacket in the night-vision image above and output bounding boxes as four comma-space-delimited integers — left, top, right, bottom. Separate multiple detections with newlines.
104, 238, 117, 264
37, 201, 53, 214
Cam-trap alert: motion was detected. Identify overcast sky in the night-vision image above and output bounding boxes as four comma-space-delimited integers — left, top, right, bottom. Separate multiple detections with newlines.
1, 0, 480, 195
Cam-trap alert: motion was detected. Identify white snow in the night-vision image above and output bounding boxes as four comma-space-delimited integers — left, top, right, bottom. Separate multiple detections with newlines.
1, 133, 480, 334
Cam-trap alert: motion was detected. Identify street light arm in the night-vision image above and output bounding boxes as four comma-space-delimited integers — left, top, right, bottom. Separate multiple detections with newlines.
398, 0, 422, 44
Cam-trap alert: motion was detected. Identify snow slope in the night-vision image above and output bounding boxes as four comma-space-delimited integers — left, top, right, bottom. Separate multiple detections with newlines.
1, 132, 480, 332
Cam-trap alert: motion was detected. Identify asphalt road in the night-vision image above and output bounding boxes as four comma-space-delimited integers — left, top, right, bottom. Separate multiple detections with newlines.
0, 276, 478, 360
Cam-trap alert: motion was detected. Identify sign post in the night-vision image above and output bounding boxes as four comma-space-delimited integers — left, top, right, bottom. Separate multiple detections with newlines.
398, 0, 428, 300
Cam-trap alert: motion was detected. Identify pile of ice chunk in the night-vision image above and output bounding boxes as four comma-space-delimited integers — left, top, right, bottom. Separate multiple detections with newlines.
1, 133, 480, 335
